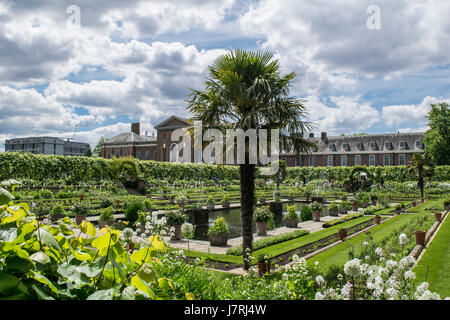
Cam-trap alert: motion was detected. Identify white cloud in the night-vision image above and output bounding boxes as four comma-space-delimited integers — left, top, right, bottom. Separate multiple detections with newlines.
382, 96, 450, 127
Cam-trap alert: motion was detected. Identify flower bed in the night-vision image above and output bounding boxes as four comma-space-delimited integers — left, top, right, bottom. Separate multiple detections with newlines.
322, 212, 364, 228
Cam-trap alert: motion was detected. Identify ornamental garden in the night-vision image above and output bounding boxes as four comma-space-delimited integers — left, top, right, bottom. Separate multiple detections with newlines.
0, 152, 449, 300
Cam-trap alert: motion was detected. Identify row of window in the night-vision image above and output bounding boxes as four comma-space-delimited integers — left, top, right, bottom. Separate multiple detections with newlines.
292, 154, 407, 167
327, 140, 423, 152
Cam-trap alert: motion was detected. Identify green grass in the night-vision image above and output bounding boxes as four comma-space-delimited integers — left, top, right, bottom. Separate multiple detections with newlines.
414, 214, 450, 298
306, 214, 420, 271
252, 215, 373, 258
409, 199, 445, 212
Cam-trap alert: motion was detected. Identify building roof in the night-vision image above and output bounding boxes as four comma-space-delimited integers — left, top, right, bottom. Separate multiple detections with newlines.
106, 132, 156, 145
153, 115, 189, 130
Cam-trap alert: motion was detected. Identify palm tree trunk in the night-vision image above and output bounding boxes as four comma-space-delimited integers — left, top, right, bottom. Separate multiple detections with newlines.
240, 163, 255, 270
419, 170, 424, 201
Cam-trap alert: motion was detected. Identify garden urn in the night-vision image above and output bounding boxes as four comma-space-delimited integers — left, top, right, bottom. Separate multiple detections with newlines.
257, 261, 271, 277
352, 203, 358, 211
170, 225, 182, 241
312, 211, 321, 222
434, 212, 442, 222
338, 229, 347, 241
209, 233, 229, 246
256, 221, 268, 236
374, 215, 381, 225
414, 230, 426, 245
329, 209, 339, 217
75, 214, 87, 225
339, 207, 348, 215
80, 194, 84, 201
285, 218, 298, 228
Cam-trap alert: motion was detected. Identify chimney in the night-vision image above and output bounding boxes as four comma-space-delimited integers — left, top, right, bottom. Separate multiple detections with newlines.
309, 133, 314, 138
131, 123, 140, 136
321, 132, 327, 141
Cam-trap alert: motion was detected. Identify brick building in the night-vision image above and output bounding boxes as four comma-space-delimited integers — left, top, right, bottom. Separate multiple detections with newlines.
101, 115, 425, 167
279, 132, 425, 167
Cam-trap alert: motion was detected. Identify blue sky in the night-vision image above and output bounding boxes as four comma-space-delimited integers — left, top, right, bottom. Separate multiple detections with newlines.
0, 0, 449, 149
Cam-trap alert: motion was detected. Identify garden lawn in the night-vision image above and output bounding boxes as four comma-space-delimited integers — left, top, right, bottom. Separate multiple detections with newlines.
414, 214, 450, 298
306, 214, 420, 272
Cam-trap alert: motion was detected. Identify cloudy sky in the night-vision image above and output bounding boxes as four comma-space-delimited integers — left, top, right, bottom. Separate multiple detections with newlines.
1, 0, 449, 149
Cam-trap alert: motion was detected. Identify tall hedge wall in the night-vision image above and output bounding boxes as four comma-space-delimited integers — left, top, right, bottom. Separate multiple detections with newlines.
0, 152, 449, 183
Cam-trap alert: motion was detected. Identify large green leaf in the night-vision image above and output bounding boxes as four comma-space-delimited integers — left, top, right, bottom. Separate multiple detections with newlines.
0, 187, 14, 206
30, 252, 51, 265
35, 228, 61, 251
86, 288, 116, 300
0, 271, 20, 295
92, 230, 119, 256
1, 206, 26, 225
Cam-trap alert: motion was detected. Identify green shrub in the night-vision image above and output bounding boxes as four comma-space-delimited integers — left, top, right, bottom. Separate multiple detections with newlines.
165, 209, 188, 226
71, 202, 90, 215
329, 201, 339, 211
124, 201, 143, 224
254, 206, 273, 222
100, 198, 114, 209
207, 217, 229, 236
300, 205, 312, 221
311, 201, 322, 212
51, 205, 65, 217
285, 205, 298, 221
99, 206, 115, 223
340, 201, 351, 210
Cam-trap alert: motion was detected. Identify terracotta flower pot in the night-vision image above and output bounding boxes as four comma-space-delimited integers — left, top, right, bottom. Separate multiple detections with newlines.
352, 203, 358, 211
80, 194, 84, 200
412, 201, 416, 207
374, 216, 381, 225
338, 229, 347, 241
256, 221, 268, 236
209, 233, 229, 246
434, 212, 442, 222
371, 199, 377, 206
414, 230, 426, 245
98, 220, 114, 229
170, 224, 182, 240
257, 261, 271, 277
312, 211, 321, 222
285, 218, 298, 228
339, 208, 348, 215
361, 202, 370, 208
75, 214, 87, 225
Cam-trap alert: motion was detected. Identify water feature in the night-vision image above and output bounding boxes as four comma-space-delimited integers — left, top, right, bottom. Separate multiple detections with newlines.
192, 202, 331, 241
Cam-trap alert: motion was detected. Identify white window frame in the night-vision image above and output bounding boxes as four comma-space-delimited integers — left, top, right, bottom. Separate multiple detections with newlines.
399, 154, 406, 166
399, 140, 407, 150
369, 155, 375, 166
384, 141, 391, 150
343, 143, 350, 151
415, 140, 423, 149
370, 141, 376, 150
327, 155, 333, 167
383, 154, 390, 166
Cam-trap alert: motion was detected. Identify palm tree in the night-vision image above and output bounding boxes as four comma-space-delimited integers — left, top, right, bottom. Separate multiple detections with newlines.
187, 50, 315, 270
406, 153, 434, 202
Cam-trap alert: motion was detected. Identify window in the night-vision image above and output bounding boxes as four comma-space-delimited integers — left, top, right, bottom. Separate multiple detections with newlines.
328, 143, 336, 151
309, 156, 314, 167
383, 154, 390, 166
399, 140, 407, 150
370, 141, 376, 150
341, 155, 347, 166
384, 141, 392, 150
399, 154, 406, 166
415, 140, 423, 149
355, 155, 361, 165
145, 151, 150, 160
154, 151, 157, 160
343, 143, 350, 151
327, 155, 333, 167
136, 152, 141, 159
356, 142, 364, 151
295, 157, 301, 167
369, 155, 375, 166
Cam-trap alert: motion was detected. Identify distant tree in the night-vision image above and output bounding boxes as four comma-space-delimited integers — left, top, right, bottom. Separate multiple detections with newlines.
84, 149, 92, 157
93, 137, 109, 157
406, 153, 434, 202
424, 102, 450, 165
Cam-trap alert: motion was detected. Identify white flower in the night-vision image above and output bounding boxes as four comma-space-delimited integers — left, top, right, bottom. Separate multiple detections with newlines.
341, 282, 353, 299
315, 275, 326, 286
386, 287, 398, 300
386, 260, 398, 270
399, 233, 408, 246
315, 261, 319, 266
315, 292, 326, 300
363, 241, 369, 246
146, 215, 151, 221
122, 228, 134, 240
404, 271, 416, 280
344, 258, 362, 277
365, 255, 371, 261
375, 247, 385, 257
136, 222, 142, 228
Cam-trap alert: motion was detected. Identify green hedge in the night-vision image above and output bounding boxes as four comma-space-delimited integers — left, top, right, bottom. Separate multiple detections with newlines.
1, 152, 449, 183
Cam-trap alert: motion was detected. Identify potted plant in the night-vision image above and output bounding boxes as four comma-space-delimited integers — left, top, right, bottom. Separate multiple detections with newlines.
284, 205, 299, 228
142, 199, 153, 212
206, 195, 215, 210
72, 202, 89, 225
269, 196, 283, 215
411, 200, 417, 207
444, 199, 450, 211
254, 206, 272, 235
351, 199, 359, 211
221, 194, 230, 208
50, 205, 66, 223
304, 189, 312, 202
394, 203, 405, 214
414, 230, 426, 245
434, 212, 442, 222
98, 206, 116, 228
359, 192, 370, 208
339, 201, 351, 215
370, 193, 378, 206
175, 194, 188, 209
208, 217, 230, 246
311, 202, 322, 222
338, 227, 347, 241
257, 254, 271, 277
166, 209, 188, 241
328, 201, 339, 217
374, 214, 381, 225
258, 195, 266, 205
